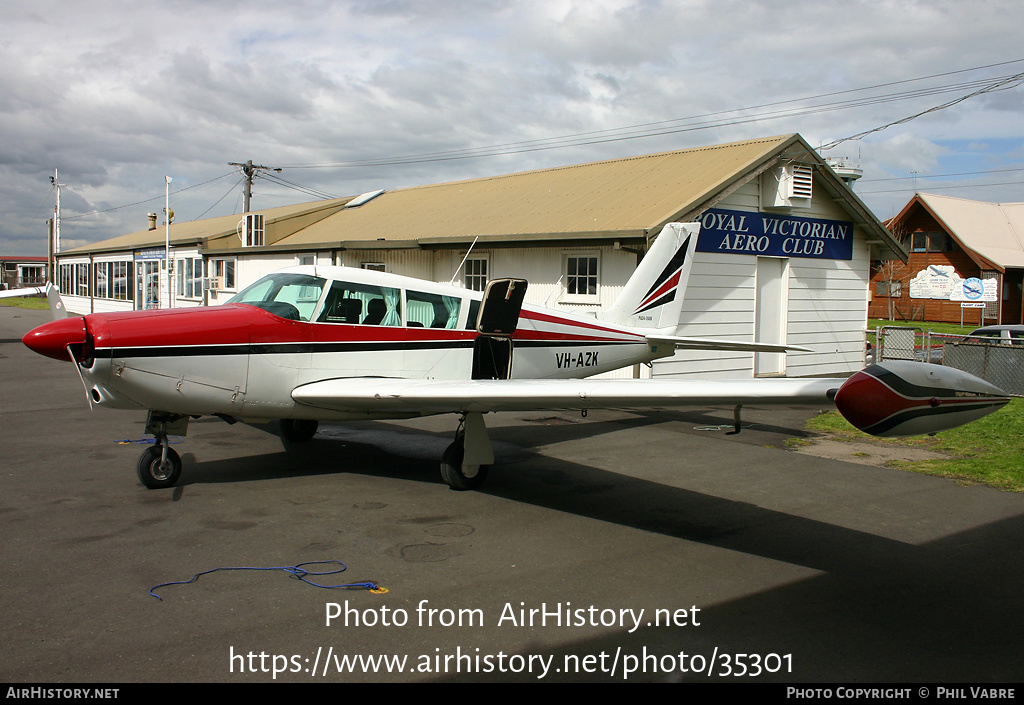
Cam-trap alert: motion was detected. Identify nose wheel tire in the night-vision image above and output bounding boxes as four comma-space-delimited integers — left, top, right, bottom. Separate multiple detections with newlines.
440, 438, 489, 491
137, 445, 182, 489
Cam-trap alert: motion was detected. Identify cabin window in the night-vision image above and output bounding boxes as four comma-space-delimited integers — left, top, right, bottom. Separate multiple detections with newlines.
318, 280, 401, 326
407, 290, 462, 328
229, 273, 326, 322
465, 299, 481, 330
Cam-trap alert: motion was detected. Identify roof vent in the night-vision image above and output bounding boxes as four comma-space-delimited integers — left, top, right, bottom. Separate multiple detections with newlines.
762, 163, 813, 210
345, 189, 386, 209
788, 164, 813, 199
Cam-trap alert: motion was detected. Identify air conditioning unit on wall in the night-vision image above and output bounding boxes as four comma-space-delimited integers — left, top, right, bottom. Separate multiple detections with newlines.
762, 163, 814, 210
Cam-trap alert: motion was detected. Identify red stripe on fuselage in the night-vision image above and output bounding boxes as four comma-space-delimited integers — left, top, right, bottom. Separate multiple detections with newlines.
86, 303, 645, 353
519, 308, 645, 341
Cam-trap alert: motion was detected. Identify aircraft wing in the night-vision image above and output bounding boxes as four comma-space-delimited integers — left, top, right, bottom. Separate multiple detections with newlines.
292, 376, 843, 414
0, 286, 45, 299
292, 361, 1011, 438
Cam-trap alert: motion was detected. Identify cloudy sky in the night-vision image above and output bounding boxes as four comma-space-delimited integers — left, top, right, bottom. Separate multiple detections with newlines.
3, 0, 1023, 255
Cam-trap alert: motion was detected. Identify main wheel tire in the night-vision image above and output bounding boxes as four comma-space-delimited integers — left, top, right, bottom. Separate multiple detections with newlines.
440, 439, 489, 491
137, 445, 182, 489
280, 418, 319, 443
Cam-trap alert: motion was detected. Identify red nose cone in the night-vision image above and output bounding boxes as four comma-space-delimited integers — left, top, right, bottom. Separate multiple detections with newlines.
22, 317, 88, 361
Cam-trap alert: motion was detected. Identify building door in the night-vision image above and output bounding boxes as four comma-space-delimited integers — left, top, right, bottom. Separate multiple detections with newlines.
754, 256, 788, 376
136, 260, 161, 310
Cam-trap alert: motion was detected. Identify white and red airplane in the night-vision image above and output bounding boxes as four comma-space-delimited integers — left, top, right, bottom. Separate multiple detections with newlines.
21, 223, 1010, 490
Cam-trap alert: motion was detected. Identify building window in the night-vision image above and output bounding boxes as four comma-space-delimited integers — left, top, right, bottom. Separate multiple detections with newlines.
361, 263, 386, 272
296, 253, 316, 266
93, 261, 133, 300
17, 265, 45, 287
874, 280, 901, 297
211, 258, 236, 290
908, 231, 954, 253
242, 214, 265, 247
176, 257, 204, 299
564, 253, 599, 301
464, 257, 488, 292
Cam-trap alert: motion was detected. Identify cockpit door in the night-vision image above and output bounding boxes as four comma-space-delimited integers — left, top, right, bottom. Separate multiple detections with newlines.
472, 278, 526, 380
476, 278, 527, 336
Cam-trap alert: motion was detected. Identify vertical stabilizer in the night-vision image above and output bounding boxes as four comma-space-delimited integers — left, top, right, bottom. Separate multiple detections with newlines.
602, 222, 699, 329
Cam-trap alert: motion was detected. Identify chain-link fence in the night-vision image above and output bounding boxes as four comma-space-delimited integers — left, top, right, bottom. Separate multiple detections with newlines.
943, 337, 1024, 396
871, 326, 1023, 396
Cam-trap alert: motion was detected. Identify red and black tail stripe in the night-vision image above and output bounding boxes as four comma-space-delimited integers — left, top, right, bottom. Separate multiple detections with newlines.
634, 235, 690, 315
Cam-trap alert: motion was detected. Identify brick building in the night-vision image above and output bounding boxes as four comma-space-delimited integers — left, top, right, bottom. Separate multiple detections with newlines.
869, 193, 1024, 326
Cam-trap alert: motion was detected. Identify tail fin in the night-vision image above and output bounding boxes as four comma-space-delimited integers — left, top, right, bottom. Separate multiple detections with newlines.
601, 222, 698, 329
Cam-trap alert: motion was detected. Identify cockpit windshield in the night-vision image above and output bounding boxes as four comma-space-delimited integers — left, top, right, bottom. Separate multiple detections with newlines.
227, 273, 327, 322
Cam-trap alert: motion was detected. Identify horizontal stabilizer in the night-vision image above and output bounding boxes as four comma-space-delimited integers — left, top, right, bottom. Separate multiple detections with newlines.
646, 334, 812, 354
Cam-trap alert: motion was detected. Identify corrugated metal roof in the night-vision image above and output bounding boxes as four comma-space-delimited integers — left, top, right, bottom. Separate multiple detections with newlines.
61, 198, 349, 255
274, 135, 796, 248
917, 193, 1024, 269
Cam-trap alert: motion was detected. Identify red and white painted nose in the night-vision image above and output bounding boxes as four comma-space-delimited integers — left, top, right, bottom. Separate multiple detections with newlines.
22, 316, 92, 362
834, 360, 1010, 437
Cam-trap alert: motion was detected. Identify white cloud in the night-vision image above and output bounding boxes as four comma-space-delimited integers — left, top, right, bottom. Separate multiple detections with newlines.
2, 0, 1023, 252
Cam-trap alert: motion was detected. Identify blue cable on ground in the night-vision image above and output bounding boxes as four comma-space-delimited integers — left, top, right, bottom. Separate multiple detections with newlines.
149, 560, 385, 600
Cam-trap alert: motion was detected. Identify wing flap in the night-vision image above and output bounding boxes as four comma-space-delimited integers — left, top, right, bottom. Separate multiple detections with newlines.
292, 376, 844, 414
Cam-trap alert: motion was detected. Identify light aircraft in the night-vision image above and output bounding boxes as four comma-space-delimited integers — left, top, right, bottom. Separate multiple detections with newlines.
21, 223, 1010, 490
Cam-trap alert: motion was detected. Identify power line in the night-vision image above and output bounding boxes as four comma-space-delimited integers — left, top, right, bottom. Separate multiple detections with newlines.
193, 177, 245, 220
278, 60, 1024, 170
858, 179, 1024, 195
63, 172, 236, 220
860, 167, 1024, 183
257, 171, 338, 200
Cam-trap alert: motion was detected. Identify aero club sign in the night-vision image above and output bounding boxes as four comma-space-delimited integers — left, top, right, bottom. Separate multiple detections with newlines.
696, 208, 854, 260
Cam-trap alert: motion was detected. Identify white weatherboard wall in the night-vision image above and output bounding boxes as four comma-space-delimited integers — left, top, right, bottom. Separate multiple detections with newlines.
653, 177, 870, 380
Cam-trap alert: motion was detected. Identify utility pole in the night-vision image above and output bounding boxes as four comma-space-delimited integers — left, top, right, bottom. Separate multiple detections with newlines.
228, 160, 281, 213
49, 169, 65, 287
165, 176, 173, 309
50, 169, 64, 253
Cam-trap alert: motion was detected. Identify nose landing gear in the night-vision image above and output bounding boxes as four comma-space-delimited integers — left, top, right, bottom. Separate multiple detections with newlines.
137, 412, 188, 489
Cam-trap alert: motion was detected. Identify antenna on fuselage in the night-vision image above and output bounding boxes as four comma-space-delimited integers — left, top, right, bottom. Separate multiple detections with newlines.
449, 236, 480, 285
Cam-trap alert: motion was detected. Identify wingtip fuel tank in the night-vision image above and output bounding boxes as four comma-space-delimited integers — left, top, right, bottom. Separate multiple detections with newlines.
834, 361, 1010, 437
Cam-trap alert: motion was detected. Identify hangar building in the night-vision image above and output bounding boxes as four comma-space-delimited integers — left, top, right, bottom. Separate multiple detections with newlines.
55, 134, 902, 379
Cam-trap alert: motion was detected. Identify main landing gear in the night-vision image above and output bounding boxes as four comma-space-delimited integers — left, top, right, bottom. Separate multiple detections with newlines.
133, 412, 496, 492
440, 413, 493, 491
137, 412, 187, 489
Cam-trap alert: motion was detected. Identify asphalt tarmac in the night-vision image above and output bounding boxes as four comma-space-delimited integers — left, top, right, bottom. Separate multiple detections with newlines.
2, 305, 1023, 684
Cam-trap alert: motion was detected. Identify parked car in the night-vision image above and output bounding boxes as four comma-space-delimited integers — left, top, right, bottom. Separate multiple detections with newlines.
959, 325, 1024, 345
